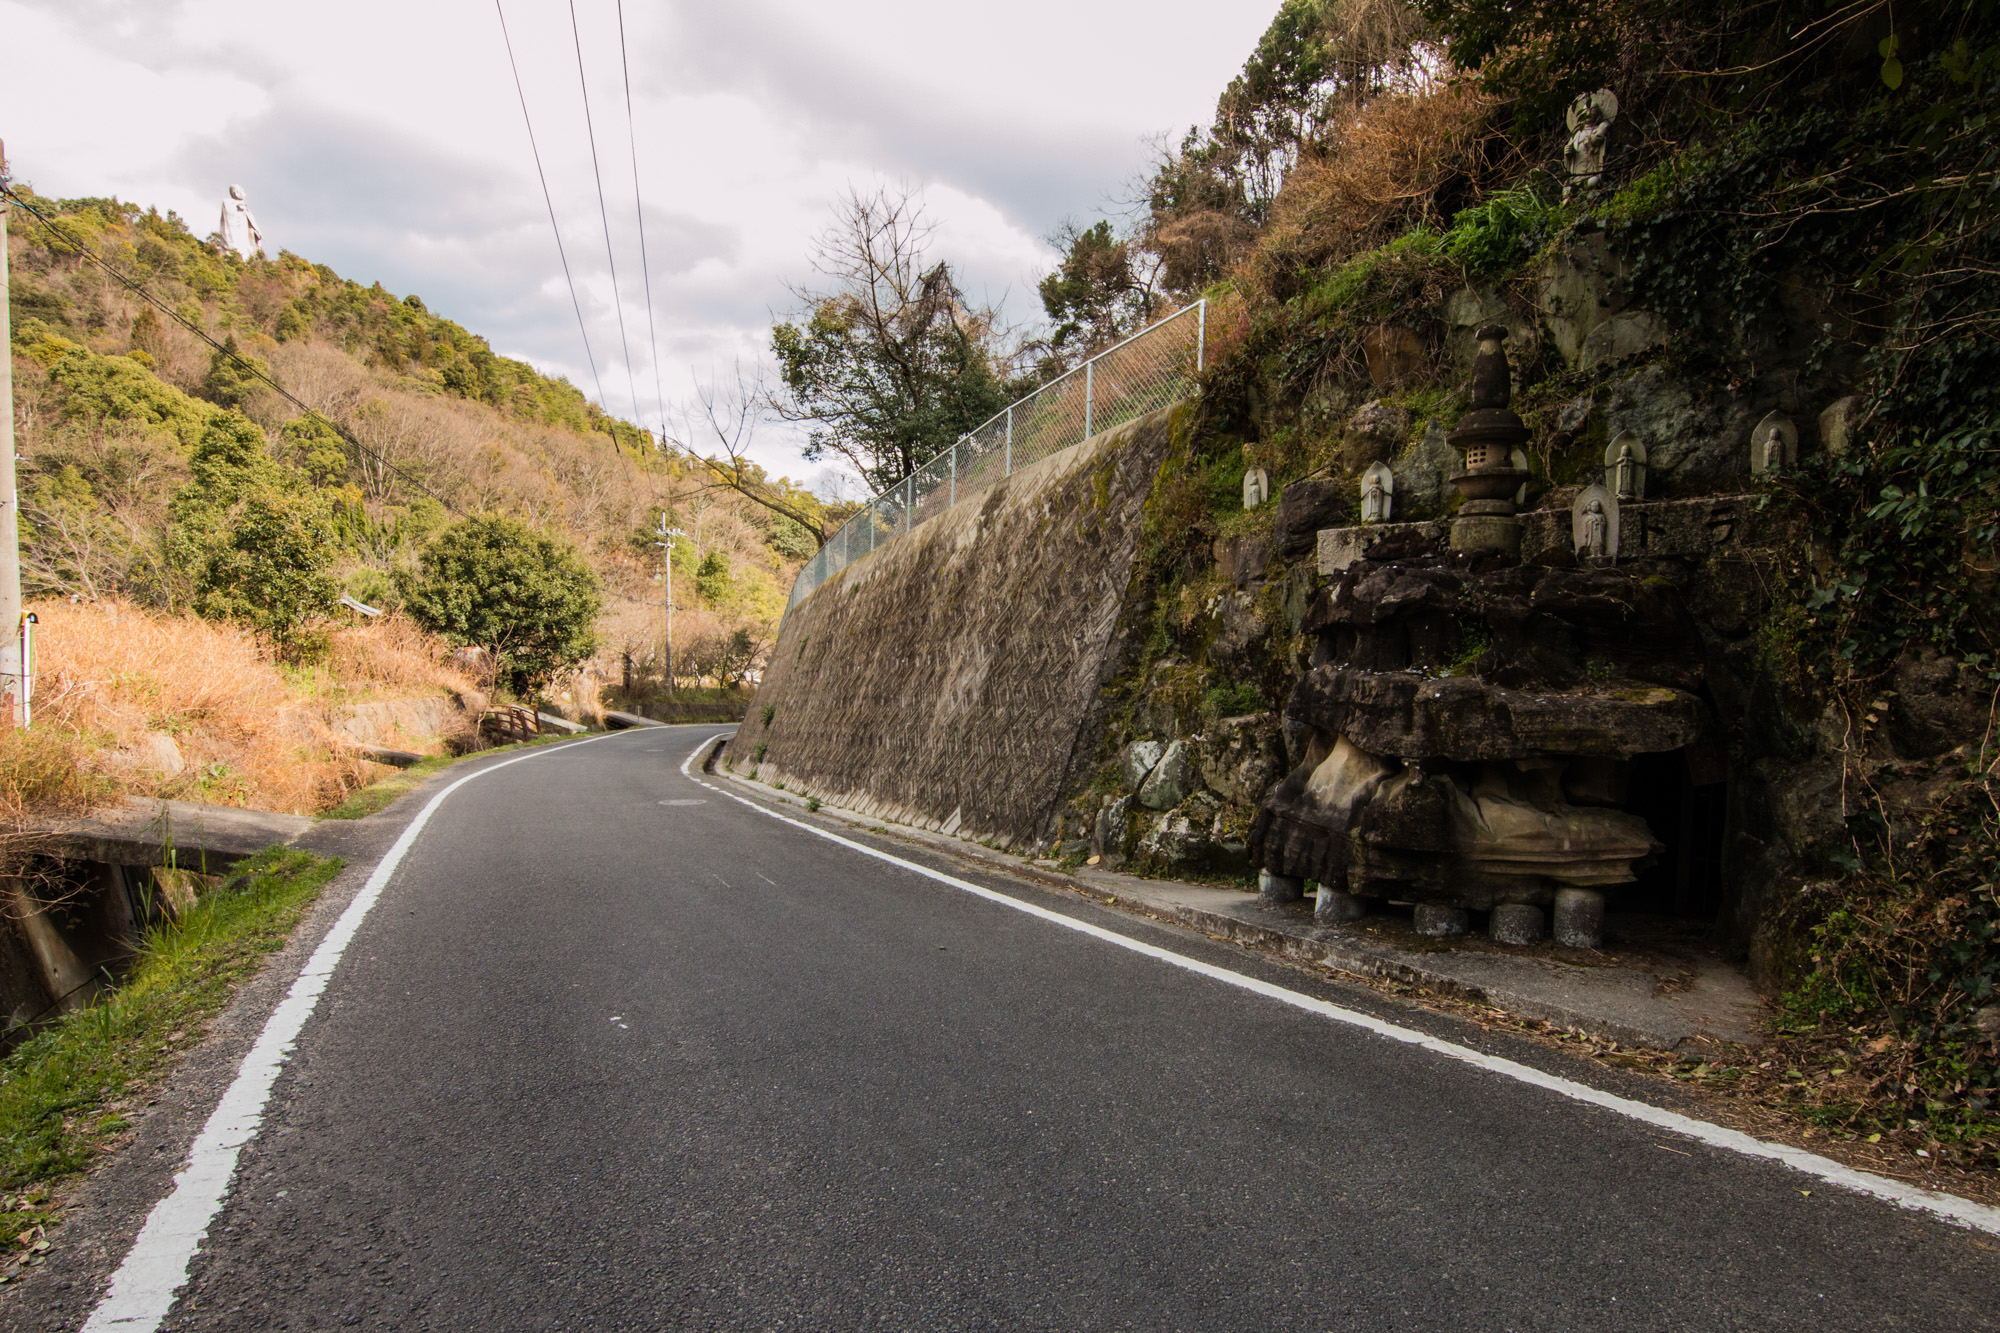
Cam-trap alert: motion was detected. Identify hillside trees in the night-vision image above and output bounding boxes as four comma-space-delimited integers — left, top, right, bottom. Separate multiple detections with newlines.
6, 193, 810, 691
1138, 0, 1436, 293
169, 411, 340, 659
769, 186, 1013, 491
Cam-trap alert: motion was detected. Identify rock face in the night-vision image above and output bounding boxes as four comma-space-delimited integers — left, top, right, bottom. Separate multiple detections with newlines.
724, 409, 1180, 849
1252, 539, 1720, 920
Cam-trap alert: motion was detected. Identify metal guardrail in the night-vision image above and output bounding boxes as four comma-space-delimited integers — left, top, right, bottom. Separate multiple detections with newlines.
784, 299, 1207, 614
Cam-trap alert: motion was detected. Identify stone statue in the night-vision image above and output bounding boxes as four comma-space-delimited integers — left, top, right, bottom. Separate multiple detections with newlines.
1360, 462, 1394, 524
1605, 431, 1647, 499
1242, 466, 1270, 509
1818, 396, 1860, 457
1564, 90, 1619, 195
1579, 499, 1608, 557
218, 184, 263, 260
1750, 411, 1798, 474
1572, 483, 1619, 560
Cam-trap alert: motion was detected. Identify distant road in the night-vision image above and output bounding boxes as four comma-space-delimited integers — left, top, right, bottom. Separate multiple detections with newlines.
93, 727, 2000, 1329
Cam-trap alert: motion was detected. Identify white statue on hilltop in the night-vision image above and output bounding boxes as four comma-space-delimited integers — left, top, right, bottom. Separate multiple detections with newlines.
218, 185, 262, 260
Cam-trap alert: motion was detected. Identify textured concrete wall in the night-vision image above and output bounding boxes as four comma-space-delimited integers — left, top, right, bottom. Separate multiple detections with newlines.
722, 409, 1176, 848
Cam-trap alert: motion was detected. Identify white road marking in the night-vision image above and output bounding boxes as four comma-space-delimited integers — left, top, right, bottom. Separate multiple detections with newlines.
682, 733, 2000, 1238
82, 733, 622, 1332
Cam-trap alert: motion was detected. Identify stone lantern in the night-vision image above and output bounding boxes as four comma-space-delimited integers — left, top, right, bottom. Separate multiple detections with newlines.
1447, 325, 1530, 555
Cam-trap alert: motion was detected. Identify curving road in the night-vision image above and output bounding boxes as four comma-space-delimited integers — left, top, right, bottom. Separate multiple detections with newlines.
42, 727, 2000, 1329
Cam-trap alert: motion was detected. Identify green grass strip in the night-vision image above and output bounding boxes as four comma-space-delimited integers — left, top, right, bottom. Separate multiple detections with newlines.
0, 846, 343, 1269
319, 734, 576, 822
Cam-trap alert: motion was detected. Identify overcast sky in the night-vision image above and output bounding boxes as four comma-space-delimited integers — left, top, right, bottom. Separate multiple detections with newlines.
2, 0, 1273, 483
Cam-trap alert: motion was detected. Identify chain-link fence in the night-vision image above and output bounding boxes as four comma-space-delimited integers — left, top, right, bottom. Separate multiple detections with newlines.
785, 299, 1206, 616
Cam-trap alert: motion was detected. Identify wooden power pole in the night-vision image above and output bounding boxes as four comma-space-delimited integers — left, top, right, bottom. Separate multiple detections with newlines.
0, 142, 26, 727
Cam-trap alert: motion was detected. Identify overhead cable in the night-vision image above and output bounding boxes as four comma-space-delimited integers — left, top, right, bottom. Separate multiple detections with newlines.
495, 0, 610, 414
567, 0, 642, 428
615, 0, 668, 443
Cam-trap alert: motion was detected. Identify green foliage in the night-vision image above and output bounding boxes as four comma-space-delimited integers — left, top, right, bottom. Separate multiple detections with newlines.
1440, 189, 1565, 276
166, 412, 338, 659
759, 704, 777, 726
1777, 425, 2000, 676
1203, 681, 1265, 717
397, 515, 603, 693
195, 336, 267, 410
275, 414, 350, 487
14, 322, 216, 449
0, 848, 341, 1202
192, 487, 341, 663
1038, 221, 1146, 368
695, 550, 733, 605
771, 292, 1010, 491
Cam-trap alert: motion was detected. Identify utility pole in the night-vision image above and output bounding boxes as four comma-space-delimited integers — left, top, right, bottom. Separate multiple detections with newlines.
653, 518, 685, 693
0, 141, 25, 728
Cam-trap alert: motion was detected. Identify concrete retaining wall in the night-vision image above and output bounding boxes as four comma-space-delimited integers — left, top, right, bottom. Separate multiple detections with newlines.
722, 408, 1177, 849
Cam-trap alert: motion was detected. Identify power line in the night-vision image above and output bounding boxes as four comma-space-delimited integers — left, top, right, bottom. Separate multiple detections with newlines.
0, 184, 463, 516
495, 0, 609, 415
568, 0, 642, 428
615, 0, 668, 444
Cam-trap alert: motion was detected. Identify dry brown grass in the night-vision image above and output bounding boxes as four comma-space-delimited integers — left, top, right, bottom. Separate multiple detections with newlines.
27, 600, 473, 817
1245, 83, 1506, 302
326, 613, 477, 696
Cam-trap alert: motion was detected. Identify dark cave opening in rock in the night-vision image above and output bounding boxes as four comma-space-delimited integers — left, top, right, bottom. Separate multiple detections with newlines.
1620, 749, 1728, 924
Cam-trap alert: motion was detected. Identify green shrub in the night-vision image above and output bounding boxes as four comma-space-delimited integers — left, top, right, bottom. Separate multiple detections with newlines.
397, 515, 602, 694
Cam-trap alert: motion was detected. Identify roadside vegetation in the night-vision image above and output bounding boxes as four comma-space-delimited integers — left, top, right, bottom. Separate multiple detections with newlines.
0, 847, 343, 1284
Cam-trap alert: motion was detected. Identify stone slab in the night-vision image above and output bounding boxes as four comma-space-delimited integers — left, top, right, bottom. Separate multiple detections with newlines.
1319, 521, 1448, 574
1319, 495, 1772, 576
38, 798, 317, 871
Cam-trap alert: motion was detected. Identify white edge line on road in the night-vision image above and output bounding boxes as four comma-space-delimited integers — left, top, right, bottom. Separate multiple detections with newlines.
82, 731, 624, 1332
682, 733, 2000, 1239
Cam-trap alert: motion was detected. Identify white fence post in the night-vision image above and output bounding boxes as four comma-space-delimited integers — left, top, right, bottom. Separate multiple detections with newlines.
1084, 361, 1094, 441
1005, 404, 1013, 475
1197, 298, 1206, 372
950, 441, 958, 506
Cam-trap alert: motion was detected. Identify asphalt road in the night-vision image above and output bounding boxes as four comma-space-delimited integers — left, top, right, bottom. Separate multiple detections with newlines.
122, 727, 2000, 1329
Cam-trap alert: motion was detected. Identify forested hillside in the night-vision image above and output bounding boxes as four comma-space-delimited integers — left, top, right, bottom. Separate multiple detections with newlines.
4, 192, 826, 698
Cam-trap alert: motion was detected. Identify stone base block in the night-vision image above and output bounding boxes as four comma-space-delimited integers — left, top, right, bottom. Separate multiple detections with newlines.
1553, 887, 1606, 948
1259, 870, 1306, 905
1413, 903, 1470, 938
1315, 887, 1368, 923
1490, 902, 1545, 945
1449, 514, 1522, 555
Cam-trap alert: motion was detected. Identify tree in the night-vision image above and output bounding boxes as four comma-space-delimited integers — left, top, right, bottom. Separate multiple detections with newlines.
695, 550, 732, 606
196, 335, 269, 410
1139, 0, 1435, 293
397, 515, 603, 695
669, 366, 830, 549
192, 486, 342, 662
768, 186, 1012, 492
276, 413, 351, 487
1036, 221, 1153, 373
169, 411, 340, 658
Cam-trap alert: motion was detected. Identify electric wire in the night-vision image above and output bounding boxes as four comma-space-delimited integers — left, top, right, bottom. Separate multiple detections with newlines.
0, 183, 463, 515
568, 0, 642, 427
615, 0, 668, 443
495, 0, 609, 414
